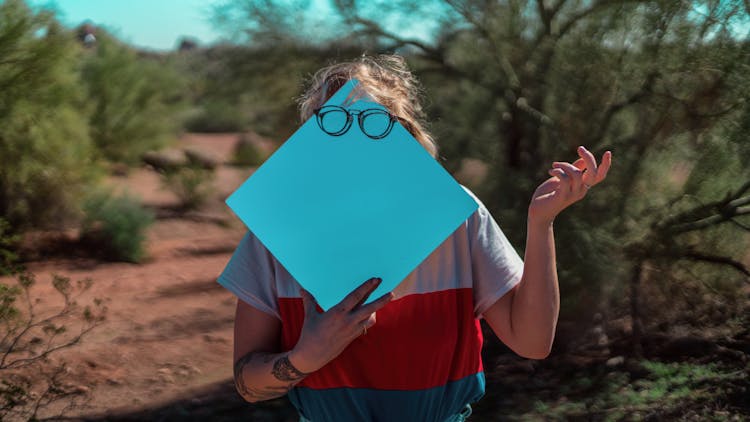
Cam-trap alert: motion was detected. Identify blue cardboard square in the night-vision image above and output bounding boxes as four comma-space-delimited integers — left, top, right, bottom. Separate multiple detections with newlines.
225, 80, 478, 310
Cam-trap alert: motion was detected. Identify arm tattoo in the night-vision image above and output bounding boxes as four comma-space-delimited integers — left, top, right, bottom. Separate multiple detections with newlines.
272, 355, 310, 382
233, 352, 309, 402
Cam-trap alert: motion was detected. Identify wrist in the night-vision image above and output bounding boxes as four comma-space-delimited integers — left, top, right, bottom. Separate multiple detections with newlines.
287, 347, 318, 375
527, 211, 554, 231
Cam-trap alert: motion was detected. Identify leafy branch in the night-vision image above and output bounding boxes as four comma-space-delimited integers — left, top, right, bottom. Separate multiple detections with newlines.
0, 271, 106, 421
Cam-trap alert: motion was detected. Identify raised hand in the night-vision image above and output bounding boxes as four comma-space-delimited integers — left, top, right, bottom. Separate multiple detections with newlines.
528, 146, 612, 225
289, 277, 393, 374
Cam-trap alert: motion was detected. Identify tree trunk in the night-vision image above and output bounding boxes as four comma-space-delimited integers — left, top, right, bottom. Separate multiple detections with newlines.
503, 106, 523, 169
630, 260, 645, 357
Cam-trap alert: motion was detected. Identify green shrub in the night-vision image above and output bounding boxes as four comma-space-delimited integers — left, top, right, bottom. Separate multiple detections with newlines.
81, 34, 185, 164
0, 0, 99, 229
233, 136, 268, 167
161, 166, 216, 211
1, 271, 106, 421
80, 191, 154, 262
183, 101, 248, 133
0, 219, 20, 276
1, 214, 105, 420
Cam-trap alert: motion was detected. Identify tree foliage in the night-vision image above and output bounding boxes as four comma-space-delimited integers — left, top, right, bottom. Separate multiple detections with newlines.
213, 0, 750, 344
0, 0, 98, 230
180, 43, 361, 138
81, 32, 185, 164
79, 190, 155, 263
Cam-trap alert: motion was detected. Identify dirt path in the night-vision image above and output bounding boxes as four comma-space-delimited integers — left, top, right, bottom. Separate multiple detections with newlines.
2, 134, 274, 419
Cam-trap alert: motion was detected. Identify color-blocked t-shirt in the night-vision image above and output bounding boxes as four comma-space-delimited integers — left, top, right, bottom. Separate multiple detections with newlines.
217, 186, 524, 422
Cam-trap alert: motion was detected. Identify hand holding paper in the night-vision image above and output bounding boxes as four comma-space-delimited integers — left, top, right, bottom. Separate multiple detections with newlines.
289, 277, 394, 374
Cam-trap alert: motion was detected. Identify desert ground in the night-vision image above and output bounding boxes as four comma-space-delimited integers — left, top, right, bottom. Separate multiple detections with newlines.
4, 133, 747, 421
3, 133, 301, 421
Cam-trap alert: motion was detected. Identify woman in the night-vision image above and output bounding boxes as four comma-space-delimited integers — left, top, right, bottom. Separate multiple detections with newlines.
218, 54, 612, 421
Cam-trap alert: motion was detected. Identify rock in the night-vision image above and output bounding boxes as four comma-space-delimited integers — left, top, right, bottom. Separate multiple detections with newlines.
606, 356, 625, 367
106, 377, 123, 386
72, 385, 91, 394
184, 147, 219, 170
203, 334, 227, 343
178, 363, 202, 375
142, 149, 188, 172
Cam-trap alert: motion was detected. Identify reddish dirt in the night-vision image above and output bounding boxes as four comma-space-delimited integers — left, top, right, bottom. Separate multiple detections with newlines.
7, 133, 747, 421
2, 133, 272, 420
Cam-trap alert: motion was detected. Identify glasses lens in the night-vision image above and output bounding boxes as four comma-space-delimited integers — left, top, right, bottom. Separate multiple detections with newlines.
318, 107, 349, 135
361, 110, 392, 139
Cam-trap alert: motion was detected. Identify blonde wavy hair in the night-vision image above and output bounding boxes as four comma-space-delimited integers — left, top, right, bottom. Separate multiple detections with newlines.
297, 54, 438, 158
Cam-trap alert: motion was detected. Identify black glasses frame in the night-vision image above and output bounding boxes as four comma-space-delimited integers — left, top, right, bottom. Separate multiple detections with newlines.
313, 105, 400, 140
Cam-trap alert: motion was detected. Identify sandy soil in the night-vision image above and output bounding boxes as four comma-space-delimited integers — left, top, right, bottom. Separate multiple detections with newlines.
2, 132, 492, 421
5, 134, 746, 421
2, 133, 275, 420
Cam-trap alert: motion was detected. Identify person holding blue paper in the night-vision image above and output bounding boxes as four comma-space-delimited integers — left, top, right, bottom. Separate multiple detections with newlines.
218, 55, 612, 421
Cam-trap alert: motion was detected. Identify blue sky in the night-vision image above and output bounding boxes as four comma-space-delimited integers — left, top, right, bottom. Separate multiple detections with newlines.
27, 0, 749, 51
28, 0, 439, 51
30, 0, 223, 50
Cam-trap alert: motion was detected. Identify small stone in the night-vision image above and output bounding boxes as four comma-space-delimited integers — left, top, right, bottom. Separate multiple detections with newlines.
72, 385, 91, 394
606, 356, 625, 367
106, 377, 123, 386
142, 149, 188, 172
184, 147, 219, 169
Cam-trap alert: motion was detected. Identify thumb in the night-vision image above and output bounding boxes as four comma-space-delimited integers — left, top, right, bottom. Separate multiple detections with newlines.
299, 287, 320, 317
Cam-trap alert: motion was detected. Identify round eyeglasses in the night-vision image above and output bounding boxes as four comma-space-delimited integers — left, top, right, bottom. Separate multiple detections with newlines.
314, 105, 400, 140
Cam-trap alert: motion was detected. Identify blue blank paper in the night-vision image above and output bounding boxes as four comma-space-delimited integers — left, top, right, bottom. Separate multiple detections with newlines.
225, 80, 478, 310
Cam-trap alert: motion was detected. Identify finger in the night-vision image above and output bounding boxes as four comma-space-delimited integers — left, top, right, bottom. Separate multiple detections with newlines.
595, 151, 612, 183
336, 277, 381, 313
352, 278, 386, 308
352, 291, 393, 320
364, 313, 377, 328
299, 287, 320, 316
572, 157, 586, 171
534, 190, 559, 201
348, 313, 377, 340
548, 168, 566, 180
552, 161, 582, 189
361, 313, 377, 331
577, 146, 598, 182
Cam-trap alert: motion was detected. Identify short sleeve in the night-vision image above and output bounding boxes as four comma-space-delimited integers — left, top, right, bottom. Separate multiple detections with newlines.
217, 230, 281, 320
464, 190, 524, 318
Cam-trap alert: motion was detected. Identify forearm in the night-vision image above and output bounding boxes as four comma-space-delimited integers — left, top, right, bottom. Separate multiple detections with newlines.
233, 350, 309, 403
512, 216, 560, 357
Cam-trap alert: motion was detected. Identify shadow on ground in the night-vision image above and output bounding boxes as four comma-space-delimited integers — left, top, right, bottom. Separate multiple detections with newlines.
80, 323, 750, 421
80, 380, 299, 422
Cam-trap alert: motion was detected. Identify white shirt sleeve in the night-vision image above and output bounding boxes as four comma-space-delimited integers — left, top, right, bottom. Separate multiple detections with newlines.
217, 230, 281, 320
464, 190, 525, 318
